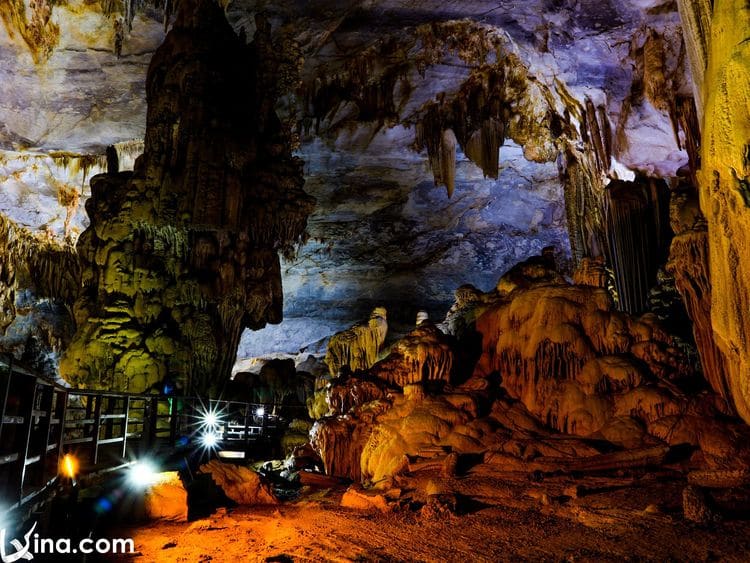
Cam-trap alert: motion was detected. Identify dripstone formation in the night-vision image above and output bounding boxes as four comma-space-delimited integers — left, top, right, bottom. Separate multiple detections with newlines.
60, 0, 314, 393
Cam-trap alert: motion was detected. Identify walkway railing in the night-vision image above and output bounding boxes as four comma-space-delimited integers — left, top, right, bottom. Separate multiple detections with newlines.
0, 356, 294, 518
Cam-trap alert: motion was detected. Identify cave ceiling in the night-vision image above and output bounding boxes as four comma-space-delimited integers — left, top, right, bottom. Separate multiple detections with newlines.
0, 0, 691, 359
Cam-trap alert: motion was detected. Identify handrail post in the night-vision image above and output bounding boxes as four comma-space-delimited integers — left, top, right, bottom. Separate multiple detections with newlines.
17, 377, 37, 503
122, 396, 130, 459
104, 396, 115, 440
243, 404, 250, 442
144, 396, 158, 450
169, 397, 178, 446
0, 358, 11, 449
38, 384, 54, 485
57, 388, 69, 467
91, 395, 103, 465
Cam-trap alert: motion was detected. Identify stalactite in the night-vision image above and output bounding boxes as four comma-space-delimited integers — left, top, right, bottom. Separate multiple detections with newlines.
464, 118, 504, 183
676, 0, 712, 120
604, 177, 671, 314
676, 96, 702, 189
414, 63, 518, 193
300, 41, 407, 132
0, 213, 80, 334
560, 145, 608, 265
439, 129, 457, 198
581, 99, 610, 175
113, 139, 144, 168
324, 308, 388, 376
643, 31, 671, 114
0, 215, 18, 334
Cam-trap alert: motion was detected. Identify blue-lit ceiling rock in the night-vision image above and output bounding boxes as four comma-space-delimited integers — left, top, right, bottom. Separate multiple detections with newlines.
234, 0, 690, 355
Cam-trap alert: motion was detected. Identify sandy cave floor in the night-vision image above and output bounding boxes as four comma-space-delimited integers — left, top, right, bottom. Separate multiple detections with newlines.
117, 467, 750, 562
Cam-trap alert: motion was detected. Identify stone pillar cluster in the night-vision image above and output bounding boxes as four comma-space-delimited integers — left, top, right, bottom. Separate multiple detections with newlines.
60, 0, 314, 394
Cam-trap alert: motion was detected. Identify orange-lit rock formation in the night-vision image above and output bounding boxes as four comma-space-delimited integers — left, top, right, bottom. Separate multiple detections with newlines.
311, 253, 750, 486
475, 258, 694, 437
666, 186, 731, 408
370, 322, 454, 390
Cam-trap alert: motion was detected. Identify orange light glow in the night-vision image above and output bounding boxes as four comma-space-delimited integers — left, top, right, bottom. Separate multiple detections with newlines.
61, 454, 78, 479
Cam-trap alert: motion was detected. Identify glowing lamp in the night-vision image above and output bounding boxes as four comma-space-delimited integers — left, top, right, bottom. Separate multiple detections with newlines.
61, 454, 78, 480
127, 461, 159, 488
198, 405, 224, 430
201, 432, 220, 449
203, 411, 218, 427
255, 407, 265, 417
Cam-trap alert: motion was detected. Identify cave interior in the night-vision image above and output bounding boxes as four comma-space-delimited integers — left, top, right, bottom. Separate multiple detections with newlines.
1, 0, 750, 560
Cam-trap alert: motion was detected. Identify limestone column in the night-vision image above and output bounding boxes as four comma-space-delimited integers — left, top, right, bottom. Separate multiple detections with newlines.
700, 0, 750, 422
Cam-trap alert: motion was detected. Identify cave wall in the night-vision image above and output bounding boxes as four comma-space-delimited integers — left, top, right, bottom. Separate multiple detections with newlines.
697, 0, 750, 423
0, 0, 163, 152
58, 1, 313, 393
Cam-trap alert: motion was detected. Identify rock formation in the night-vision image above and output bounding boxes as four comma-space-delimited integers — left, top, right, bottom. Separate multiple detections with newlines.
604, 177, 671, 314
696, 0, 750, 423
310, 254, 750, 486
143, 471, 188, 522
475, 258, 695, 437
324, 307, 388, 377
666, 186, 731, 409
198, 460, 277, 506
59, 1, 314, 393
369, 322, 454, 390
0, 212, 79, 375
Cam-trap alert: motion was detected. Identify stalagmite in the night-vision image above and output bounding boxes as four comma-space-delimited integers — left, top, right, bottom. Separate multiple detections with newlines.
310, 414, 372, 482
327, 378, 388, 417
474, 254, 695, 438
572, 257, 611, 290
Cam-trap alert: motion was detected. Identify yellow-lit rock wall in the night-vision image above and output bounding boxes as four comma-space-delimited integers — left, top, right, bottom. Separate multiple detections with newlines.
700, 0, 750, 423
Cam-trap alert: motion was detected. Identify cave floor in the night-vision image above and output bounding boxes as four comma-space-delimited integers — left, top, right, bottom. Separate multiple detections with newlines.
119, 468, 750, 562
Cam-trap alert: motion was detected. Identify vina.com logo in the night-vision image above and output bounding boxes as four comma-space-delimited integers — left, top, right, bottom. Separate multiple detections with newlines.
0, 522, 135, 561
